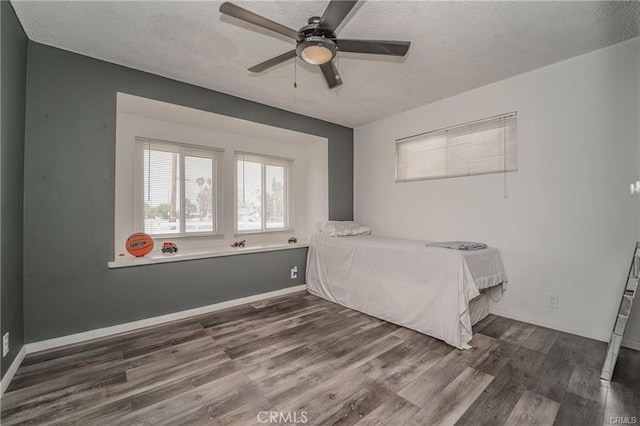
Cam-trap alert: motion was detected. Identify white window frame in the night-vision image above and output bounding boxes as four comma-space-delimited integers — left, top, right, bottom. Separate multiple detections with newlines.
234, 151, 294, 235
134, 137, 224, 238
395, 112, 517, 183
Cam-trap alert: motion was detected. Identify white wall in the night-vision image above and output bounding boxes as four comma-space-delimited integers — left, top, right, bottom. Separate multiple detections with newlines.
115, 111, 328, 258
626, 44, 640, 345
354, 38, 640, 348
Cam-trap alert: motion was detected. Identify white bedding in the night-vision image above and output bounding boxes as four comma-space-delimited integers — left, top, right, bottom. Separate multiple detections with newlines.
469, 293, 490, 326
306, 234, 508, 349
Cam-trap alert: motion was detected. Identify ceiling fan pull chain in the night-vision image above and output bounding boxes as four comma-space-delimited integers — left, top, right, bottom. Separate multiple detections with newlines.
294, 57, 297, 88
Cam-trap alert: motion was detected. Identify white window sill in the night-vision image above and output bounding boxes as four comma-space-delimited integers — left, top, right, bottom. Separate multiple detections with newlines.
108, 242, 309, 269
234, 229, 294, 236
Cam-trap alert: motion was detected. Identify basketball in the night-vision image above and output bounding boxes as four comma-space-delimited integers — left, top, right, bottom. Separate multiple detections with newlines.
126, 232, 154, 257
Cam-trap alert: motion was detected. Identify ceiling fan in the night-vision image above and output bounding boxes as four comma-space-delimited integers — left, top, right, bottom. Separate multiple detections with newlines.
219, 0, 411, 89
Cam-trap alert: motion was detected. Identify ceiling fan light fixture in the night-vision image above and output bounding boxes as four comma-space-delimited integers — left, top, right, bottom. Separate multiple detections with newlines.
297, 36, 336, 65
301, 45, 333, 65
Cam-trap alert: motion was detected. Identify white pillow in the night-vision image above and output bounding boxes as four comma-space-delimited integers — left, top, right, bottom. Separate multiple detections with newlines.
316, 221, 371, 237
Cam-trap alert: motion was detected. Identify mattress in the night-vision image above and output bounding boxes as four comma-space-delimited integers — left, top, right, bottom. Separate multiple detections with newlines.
306, 233, 508, 349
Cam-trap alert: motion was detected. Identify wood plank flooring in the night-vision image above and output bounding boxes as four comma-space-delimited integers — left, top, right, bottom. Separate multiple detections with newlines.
2, 291, 639, 425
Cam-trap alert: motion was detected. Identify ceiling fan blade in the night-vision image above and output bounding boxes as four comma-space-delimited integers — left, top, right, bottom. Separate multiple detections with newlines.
248, 50, 297, 73
319, 60, 343, 89
220, 2, 299, 40
335, 39, 410, 56
319, 0, 358, 33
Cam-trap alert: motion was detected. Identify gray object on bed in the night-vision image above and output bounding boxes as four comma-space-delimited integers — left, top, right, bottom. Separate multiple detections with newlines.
426, 241, 488, 250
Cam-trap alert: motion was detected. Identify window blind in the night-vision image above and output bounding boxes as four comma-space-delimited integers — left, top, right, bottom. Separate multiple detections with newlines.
142, 143, 182, 235
137, 138, 219, 236
395, 112, 517, 182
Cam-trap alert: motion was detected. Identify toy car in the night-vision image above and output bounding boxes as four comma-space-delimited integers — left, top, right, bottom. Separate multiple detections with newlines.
161, 241, 178, 254
230, 240, 246, 248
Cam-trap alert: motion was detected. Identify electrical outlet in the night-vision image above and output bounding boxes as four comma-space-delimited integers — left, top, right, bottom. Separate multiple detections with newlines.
546, 293, 559, 309
291, 266, 298, 279
2, 332, 9, 357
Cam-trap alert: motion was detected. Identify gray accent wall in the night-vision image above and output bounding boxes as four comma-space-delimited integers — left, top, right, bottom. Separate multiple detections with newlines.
1, 1, 28, 378
24, 42, 353, 342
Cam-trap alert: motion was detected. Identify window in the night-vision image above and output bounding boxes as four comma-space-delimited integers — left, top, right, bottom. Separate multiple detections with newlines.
395, 112, 517, 182
235, 152, 292, 233
136, 138, 222, 237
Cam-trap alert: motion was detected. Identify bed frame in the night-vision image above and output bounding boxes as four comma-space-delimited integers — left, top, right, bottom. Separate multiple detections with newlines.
306, 233, 508, 349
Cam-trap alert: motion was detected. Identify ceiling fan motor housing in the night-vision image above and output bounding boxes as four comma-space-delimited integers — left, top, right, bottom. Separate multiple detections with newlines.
296, 20, 338, 65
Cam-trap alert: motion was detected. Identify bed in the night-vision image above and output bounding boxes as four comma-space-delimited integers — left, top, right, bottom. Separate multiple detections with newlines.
306, 233, 508, 349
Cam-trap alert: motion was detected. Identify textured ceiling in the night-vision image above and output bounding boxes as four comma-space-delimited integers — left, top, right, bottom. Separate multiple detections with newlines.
11, 1, 640, 127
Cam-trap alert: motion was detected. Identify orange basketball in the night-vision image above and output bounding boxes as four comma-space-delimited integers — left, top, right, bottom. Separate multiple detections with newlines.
126, 232, 154, 257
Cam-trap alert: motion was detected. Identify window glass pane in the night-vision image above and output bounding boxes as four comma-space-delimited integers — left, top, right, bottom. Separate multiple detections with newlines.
185, 155, 214, 233
266, 165, 285, 229
144, 148, 181, 234
237, 159, 262, 231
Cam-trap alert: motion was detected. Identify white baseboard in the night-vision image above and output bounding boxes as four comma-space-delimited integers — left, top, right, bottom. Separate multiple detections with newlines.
1, 345, 26, 396
25, 285, 307, 355
489, 306, 640, 350
621, 337, 640, 351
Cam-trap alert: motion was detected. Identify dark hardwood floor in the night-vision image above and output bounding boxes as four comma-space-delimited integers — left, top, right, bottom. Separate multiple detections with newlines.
1, 291, 638, 425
